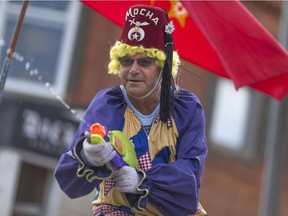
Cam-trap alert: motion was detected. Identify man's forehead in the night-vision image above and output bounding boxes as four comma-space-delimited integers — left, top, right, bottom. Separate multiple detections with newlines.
126, 52, 148, 58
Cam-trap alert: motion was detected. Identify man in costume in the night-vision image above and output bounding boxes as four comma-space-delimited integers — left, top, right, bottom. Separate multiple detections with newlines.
55, 4, 207, 216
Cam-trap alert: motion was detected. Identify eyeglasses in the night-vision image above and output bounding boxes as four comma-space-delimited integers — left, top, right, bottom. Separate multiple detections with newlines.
119, 57, 155, 67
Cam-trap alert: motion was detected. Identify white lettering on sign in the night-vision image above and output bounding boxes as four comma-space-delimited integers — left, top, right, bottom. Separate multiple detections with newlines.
22, 109, 76, 148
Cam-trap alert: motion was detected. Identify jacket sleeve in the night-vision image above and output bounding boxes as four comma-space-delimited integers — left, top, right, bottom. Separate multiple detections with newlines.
54, 87, 126, 199
54, 135, 113, 199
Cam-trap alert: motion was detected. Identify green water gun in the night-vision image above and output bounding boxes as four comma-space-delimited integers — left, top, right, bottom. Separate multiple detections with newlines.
89, 123, 138, 169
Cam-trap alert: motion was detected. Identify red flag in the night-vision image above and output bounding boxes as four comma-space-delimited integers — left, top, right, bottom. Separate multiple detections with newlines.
81, 0, 288, 100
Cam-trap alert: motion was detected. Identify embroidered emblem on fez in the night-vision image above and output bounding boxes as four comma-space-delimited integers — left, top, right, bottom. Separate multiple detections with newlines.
127, 19, 149, 42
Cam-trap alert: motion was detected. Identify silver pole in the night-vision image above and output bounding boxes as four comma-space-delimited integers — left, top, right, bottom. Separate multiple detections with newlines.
258, 100, 287, 216
258, 2, 288, 216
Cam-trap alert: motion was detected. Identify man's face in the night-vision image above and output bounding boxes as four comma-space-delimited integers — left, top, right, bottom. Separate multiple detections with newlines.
119, 53, 162, 99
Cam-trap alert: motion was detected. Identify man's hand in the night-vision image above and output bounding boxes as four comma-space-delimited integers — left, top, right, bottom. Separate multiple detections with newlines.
114, 166, 141, 194
82, 138, 116, 167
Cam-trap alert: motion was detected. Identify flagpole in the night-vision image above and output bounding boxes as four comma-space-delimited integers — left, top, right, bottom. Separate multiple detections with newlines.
258, 2, 288, 216
258, 100, 287, 216
0, 0, 29, 104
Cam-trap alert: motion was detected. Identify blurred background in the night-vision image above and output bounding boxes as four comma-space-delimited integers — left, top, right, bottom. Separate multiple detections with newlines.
0, 1, 287, 216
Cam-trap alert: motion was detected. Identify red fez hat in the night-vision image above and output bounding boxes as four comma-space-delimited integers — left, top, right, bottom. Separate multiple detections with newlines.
120, 5, 167, 51
120, 5, 175, 123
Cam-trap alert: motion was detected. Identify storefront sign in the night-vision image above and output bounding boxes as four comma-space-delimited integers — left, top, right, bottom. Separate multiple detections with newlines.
0, 98, 81, 158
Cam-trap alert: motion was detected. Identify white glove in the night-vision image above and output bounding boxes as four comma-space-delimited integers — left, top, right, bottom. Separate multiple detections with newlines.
82, 138, 116, 167
114, 166, 141, 194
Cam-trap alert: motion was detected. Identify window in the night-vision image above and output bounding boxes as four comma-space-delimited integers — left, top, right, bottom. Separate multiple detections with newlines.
0, 1, 81, 98
209, 79, 251, 151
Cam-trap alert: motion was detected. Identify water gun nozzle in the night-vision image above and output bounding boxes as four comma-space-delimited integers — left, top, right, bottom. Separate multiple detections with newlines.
90, 123, 107, 138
